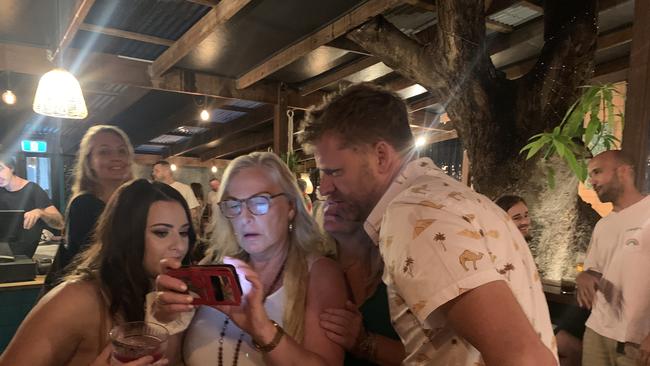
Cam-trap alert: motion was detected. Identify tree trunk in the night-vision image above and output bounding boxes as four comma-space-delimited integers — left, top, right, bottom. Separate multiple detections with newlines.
348, 0, 599, 279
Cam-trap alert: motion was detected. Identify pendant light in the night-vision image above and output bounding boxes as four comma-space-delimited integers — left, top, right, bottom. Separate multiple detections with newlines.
32, 0, 88, 119
2, 71, 17, 105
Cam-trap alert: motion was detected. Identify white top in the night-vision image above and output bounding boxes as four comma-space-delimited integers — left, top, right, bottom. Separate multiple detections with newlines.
364, 158, 557, 365
170, 181, 200, 210
584, 195, 650, 342
184, 286, 286, 366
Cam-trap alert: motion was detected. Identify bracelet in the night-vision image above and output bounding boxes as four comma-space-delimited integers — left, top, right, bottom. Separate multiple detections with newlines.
354, 330, 377, 362
253, 320, 285, 353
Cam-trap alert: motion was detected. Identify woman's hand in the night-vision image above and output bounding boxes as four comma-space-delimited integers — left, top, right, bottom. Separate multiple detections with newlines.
90, 343, 169, 366
320, 300, 364, 351
215, 257, 276, 342
152, 258, 195, 323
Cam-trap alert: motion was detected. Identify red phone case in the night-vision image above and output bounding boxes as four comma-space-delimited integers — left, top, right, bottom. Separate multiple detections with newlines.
167, 264, 243, 306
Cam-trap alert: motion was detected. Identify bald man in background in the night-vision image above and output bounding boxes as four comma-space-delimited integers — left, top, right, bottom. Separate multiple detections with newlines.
577, 150, 650, 366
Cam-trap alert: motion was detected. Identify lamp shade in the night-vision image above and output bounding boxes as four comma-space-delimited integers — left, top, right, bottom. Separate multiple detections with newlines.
33, 68, 88, 119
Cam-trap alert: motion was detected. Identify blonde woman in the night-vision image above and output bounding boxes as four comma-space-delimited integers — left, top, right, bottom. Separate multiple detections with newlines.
43, 125, 134, 293
154, 151, 347, 365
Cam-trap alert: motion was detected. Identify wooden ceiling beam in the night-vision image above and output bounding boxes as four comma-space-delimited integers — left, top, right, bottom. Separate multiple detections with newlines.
150, 0, 251, 77
52, 0, 96, 60
185, 0, 221, 6
326, 38, 373, 56
298, 56, 381, 96
485, 19, 514, 33
169, 104, 275, 156
201, 129, 274, 160
408, 95, 438, 112
597, 24, 633, 52
79, 23, 175, 47
403, 0, 436, 12
0, 42, 324, 109
236, 0, 402, 89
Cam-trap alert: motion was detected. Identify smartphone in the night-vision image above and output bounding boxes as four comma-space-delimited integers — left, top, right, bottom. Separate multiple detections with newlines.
167, 264, 243, 306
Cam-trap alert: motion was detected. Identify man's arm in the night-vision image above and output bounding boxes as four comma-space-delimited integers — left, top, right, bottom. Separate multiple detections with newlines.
576, 270, 601, 309
441, 280, 557, 366
23, 205, 64, 230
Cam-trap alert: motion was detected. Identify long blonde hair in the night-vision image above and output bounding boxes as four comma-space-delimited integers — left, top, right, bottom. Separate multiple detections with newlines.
71, 125, 134, 198
203, 152, 325, 342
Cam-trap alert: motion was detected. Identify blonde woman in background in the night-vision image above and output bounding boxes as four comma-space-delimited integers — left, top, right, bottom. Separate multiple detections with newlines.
154, 151, 347, 365
43, 125, 134, 293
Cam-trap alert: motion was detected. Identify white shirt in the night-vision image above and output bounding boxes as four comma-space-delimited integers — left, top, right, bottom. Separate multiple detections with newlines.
170, 181, 200, 210
184, 287, 285, 365
364, 158, 557, 365
584, 196, 650, 342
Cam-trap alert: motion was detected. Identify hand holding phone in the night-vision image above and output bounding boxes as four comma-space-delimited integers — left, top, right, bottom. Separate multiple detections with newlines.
167, 264, 243, 306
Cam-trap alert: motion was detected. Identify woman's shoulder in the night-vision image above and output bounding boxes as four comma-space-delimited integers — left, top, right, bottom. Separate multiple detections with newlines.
307, 255, 343, 276
70, 192, 103, 205
68, 193, 104, 211
43, 279, 105, 312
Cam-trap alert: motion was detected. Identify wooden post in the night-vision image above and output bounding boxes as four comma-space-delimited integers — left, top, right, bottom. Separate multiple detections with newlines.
461, 149, 471, 187
273, 83, 289, 157
622, 0, 650, 192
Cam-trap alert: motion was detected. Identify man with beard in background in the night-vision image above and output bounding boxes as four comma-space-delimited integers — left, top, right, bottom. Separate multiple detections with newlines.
577, 150, 650, 366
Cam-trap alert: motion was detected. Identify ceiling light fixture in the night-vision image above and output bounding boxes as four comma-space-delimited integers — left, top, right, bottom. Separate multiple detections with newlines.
211, 165, 218, 173
170, 163, 178, 172
415, 136, 427, 148
200, 108, 210, 121
33, 68, 88, 119
33, 0, 87, 119
2, 90, 16, 105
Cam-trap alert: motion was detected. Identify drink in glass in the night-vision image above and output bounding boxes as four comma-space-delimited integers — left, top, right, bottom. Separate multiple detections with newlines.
109, 321, 168, 364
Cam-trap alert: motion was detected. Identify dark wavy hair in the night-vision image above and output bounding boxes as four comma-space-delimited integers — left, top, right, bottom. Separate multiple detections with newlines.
67, 179, 196, 322
495, 195, 527, 213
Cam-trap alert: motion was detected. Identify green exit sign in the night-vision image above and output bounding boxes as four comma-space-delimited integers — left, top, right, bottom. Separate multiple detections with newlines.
21, 140, 47, 153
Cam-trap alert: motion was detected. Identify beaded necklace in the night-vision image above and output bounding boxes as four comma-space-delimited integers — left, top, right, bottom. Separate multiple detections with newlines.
217, 260, 286, 366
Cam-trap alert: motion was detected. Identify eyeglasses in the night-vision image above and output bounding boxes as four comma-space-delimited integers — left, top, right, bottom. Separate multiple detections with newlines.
218, 193, 286, 218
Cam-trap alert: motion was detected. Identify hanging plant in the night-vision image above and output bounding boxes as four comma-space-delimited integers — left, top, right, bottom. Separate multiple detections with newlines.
520, 84, 623, 188
280, 152, 299, 174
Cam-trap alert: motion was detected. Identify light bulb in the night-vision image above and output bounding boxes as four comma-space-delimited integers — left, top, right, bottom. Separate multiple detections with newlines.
415, 136, 426, 148
2, 90, 16, 105
170, 163, 177, 172
200, 109, 210, 121
211, 165, 218, 173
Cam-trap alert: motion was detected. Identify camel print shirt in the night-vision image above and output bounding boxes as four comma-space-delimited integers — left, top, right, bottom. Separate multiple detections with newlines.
364, 158, 557, 365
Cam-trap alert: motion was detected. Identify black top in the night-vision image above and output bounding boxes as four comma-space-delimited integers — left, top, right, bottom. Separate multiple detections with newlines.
43, 193, 105, 293
63, 193, 105, 266
0, 182, 53, 257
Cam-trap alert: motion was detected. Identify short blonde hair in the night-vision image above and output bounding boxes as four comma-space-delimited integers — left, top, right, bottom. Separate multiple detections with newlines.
204, 152, 326, 342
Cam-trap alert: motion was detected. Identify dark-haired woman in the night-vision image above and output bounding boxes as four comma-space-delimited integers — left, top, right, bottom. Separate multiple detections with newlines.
0, 180, 196, 366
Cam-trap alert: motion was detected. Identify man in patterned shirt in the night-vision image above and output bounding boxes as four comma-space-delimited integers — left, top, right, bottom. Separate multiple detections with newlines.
300, 83, 557, 365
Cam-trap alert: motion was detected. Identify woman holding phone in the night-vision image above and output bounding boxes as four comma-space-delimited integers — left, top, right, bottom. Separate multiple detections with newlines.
154, 151, 347, 365
0, 180, 196, 366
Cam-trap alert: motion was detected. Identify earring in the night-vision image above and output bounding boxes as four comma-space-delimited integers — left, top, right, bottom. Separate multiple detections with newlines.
288, 223, 294, 232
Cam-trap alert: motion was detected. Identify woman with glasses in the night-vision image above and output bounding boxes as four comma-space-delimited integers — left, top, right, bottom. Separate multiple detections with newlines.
153, 151, 347, 365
